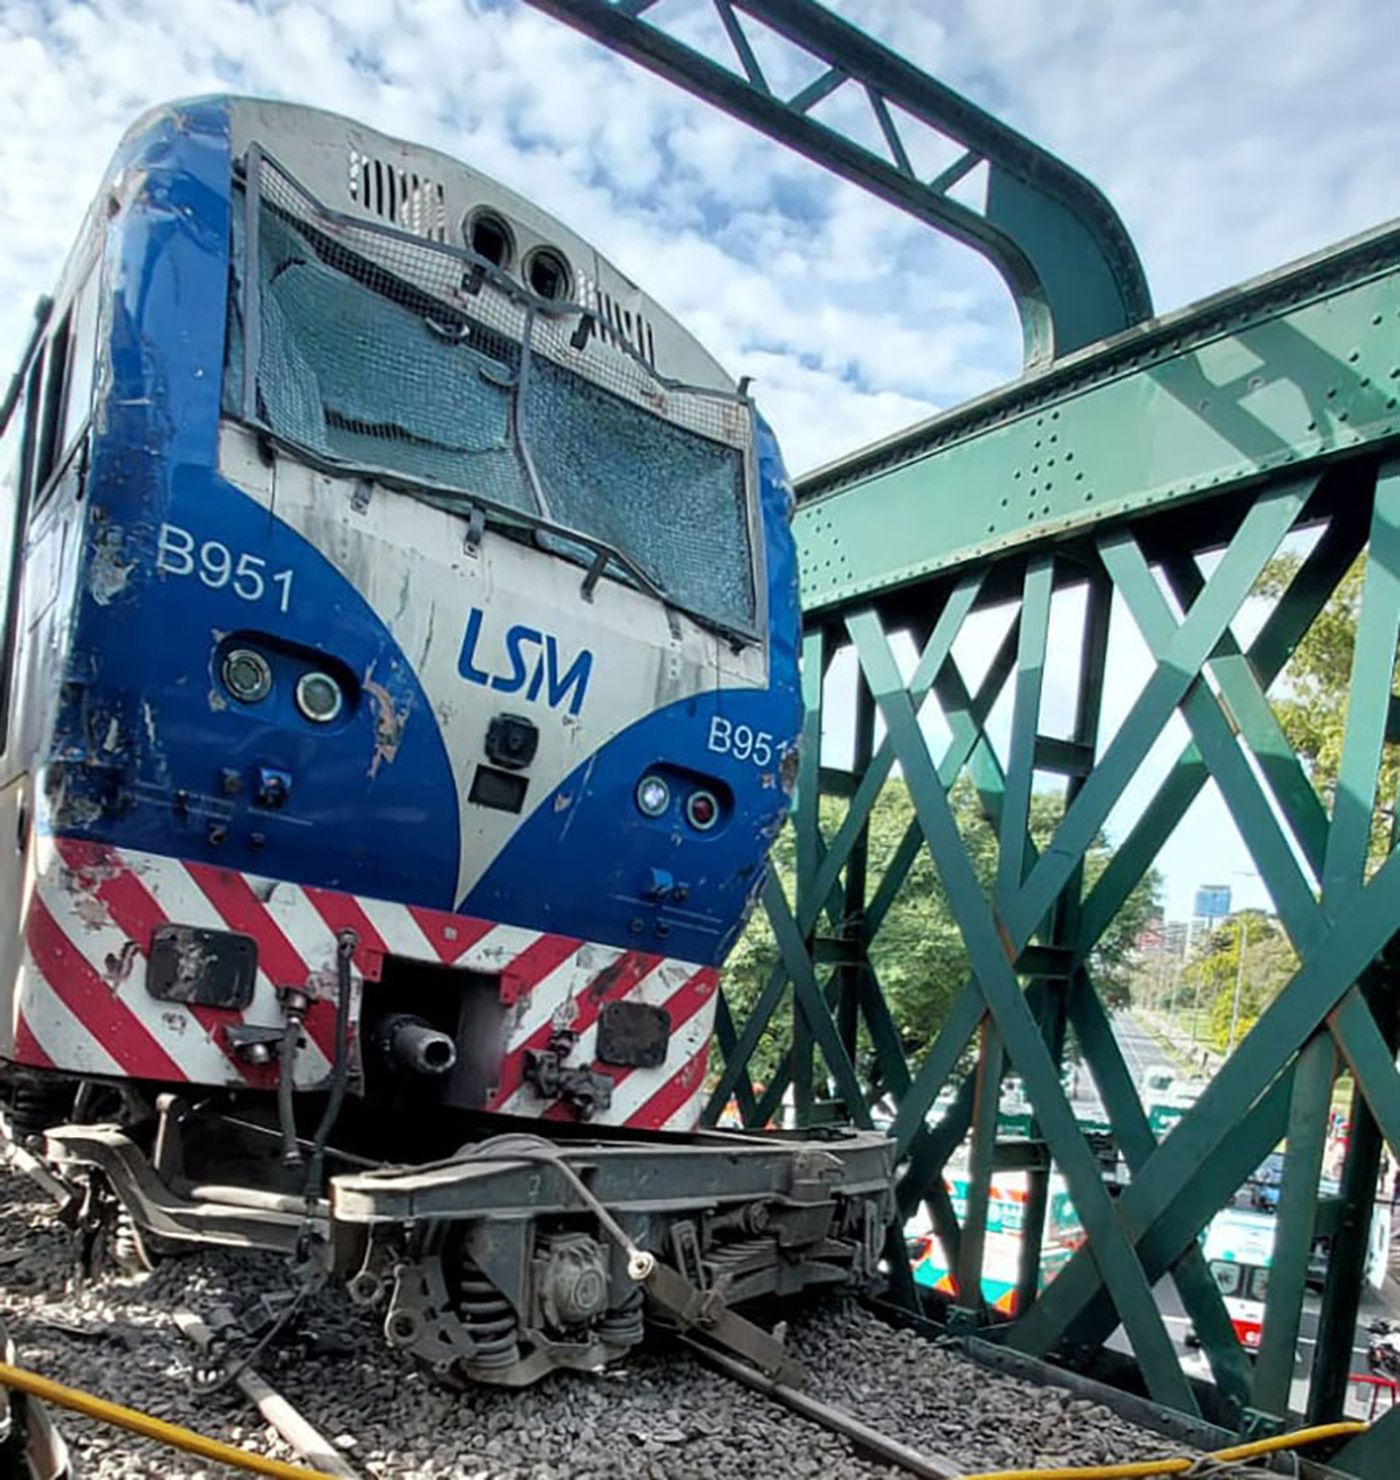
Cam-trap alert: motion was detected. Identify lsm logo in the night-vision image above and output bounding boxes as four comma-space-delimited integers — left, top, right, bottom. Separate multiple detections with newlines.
458, 608, 593, 717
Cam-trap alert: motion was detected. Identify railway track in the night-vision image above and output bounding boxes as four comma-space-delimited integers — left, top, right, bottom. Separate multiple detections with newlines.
0, 1165, 1207, 1480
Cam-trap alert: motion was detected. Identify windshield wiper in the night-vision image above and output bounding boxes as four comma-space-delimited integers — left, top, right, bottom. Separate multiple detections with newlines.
570, 540, 750, 647
245, 432, 752, 646
577, 543, 665, 606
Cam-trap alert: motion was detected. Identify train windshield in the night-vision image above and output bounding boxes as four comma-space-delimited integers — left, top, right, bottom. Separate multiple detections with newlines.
224, 152, 757, 636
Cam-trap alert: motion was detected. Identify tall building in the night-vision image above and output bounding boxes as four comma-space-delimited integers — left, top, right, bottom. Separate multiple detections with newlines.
1163, 920, 1190, 959
1193, 885, 1232, 922
1190, 884, 1231, 949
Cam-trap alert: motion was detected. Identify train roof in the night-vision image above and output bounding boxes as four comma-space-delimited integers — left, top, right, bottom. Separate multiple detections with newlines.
110, 95, 736, 396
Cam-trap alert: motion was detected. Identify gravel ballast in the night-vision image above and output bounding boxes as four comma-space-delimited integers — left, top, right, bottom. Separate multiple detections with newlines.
0, 1164, 1196, 1479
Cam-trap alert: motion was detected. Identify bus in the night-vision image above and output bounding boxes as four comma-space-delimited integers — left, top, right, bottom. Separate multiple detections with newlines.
1195, 1200, 1391, 1352
1203, 1208, 1275, 1350
908, 1171, 1086, 1314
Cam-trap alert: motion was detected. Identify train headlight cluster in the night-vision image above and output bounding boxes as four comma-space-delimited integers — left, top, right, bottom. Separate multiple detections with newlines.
222, 649, 272, 704
635, 772, 725, 832
635, 774, 670, 818
219, 642, 349, 727
295, 671, 344, 724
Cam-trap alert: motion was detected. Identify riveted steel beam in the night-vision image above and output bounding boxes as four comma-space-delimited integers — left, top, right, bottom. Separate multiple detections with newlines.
761, 870, 871, 1126
1313, 979, 1400, 1424
1015, 847, 1400, 1357
1326, 988, 1400, 1177
851, 603, 1199, 1413
792, 627, 827, 1123
783, 467, 1398, 1450
1067, 976, 1253, 1413
1322, 466, 1400, 911
796, 225, 1400, 612
1251, 1033, 1335, 1422
1075, 495, 1370, 953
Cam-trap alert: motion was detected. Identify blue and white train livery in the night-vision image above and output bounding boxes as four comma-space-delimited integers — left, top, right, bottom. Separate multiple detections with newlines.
0, 96, 800, 1132
0, 98, 893, 1389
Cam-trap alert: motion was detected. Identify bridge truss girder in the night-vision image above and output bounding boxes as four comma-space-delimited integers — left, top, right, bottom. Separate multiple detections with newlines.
525, 0, 1150, 365
708, 226, 1400, 1463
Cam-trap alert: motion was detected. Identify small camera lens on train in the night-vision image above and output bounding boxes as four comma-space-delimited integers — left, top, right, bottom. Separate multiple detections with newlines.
635, 774, 670, 817
295, 671, 344, 723
485, 713, 539, 770
221, 649, 272, 704
685, 789, 719, 831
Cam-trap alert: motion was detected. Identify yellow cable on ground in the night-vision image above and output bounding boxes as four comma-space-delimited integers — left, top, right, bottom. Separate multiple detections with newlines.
0, 1360, 342, 1480
961, 1419, 1367, 1480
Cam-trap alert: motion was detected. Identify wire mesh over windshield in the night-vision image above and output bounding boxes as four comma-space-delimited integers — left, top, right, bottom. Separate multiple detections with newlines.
225, 149, 758, 633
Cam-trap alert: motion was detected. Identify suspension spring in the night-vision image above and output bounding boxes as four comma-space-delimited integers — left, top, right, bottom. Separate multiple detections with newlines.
110, 1206, 150, 1275
10, 1079, 72, 1141
456, 1264, 518, 1370
597, 1287, 645, 1349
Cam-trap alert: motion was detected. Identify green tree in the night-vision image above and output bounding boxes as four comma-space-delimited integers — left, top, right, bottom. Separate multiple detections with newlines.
1181, 911, 1299, 1054
1258, 551, 1400, 868
719, 775, 1161, 1094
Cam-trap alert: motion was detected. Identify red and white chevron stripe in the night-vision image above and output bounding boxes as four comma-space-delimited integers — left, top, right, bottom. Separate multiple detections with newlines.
3, 835, 717, 1132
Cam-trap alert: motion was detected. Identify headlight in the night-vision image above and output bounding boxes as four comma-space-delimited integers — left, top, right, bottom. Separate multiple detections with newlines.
295, 671, 344, 723
635, 774, 670, 818
222, 648, 272, 704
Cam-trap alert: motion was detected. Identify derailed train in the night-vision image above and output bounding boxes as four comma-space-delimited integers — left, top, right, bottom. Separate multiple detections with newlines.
0, 97, 893, 1384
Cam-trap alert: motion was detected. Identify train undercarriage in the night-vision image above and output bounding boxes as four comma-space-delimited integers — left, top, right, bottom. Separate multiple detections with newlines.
0, 1073, 895, 1388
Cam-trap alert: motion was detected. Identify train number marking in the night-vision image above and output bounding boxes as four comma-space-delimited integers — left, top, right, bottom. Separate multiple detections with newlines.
156, 524, 294, 613
707, 716, 784, 769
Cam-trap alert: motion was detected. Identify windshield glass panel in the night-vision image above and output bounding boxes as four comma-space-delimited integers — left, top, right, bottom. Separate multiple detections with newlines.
526, 357, 751, 635
225, 152, 757, 633
256, 209, 533, 515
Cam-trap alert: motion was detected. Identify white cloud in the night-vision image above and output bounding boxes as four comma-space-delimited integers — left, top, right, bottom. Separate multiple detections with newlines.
4, 0, 1392, 475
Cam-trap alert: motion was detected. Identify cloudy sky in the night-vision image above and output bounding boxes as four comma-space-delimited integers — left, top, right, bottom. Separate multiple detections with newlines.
2, 0, 1396, 918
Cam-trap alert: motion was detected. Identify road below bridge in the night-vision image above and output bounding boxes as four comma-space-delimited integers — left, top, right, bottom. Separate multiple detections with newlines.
1102, 1010, 1399, 1421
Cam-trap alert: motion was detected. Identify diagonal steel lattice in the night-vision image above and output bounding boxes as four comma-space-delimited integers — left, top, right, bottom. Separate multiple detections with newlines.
698, 230, 1400, 1464
713, 445, 1400, 1446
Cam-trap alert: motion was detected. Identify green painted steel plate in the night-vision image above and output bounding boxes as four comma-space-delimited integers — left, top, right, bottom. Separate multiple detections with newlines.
795, 223, 1400, 612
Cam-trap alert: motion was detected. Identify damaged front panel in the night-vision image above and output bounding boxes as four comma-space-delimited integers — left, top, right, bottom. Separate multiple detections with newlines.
0, 95, 800, 1141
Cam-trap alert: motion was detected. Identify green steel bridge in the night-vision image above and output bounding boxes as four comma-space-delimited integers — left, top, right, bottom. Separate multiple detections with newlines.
528, 3, 1400, 1469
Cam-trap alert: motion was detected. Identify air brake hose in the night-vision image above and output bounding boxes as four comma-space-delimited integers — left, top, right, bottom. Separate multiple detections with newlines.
0, 1360, 341, 1479
959, 1419, 1368, 1480
303, 931, 356, 1199
277, 1008, 302, 1168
